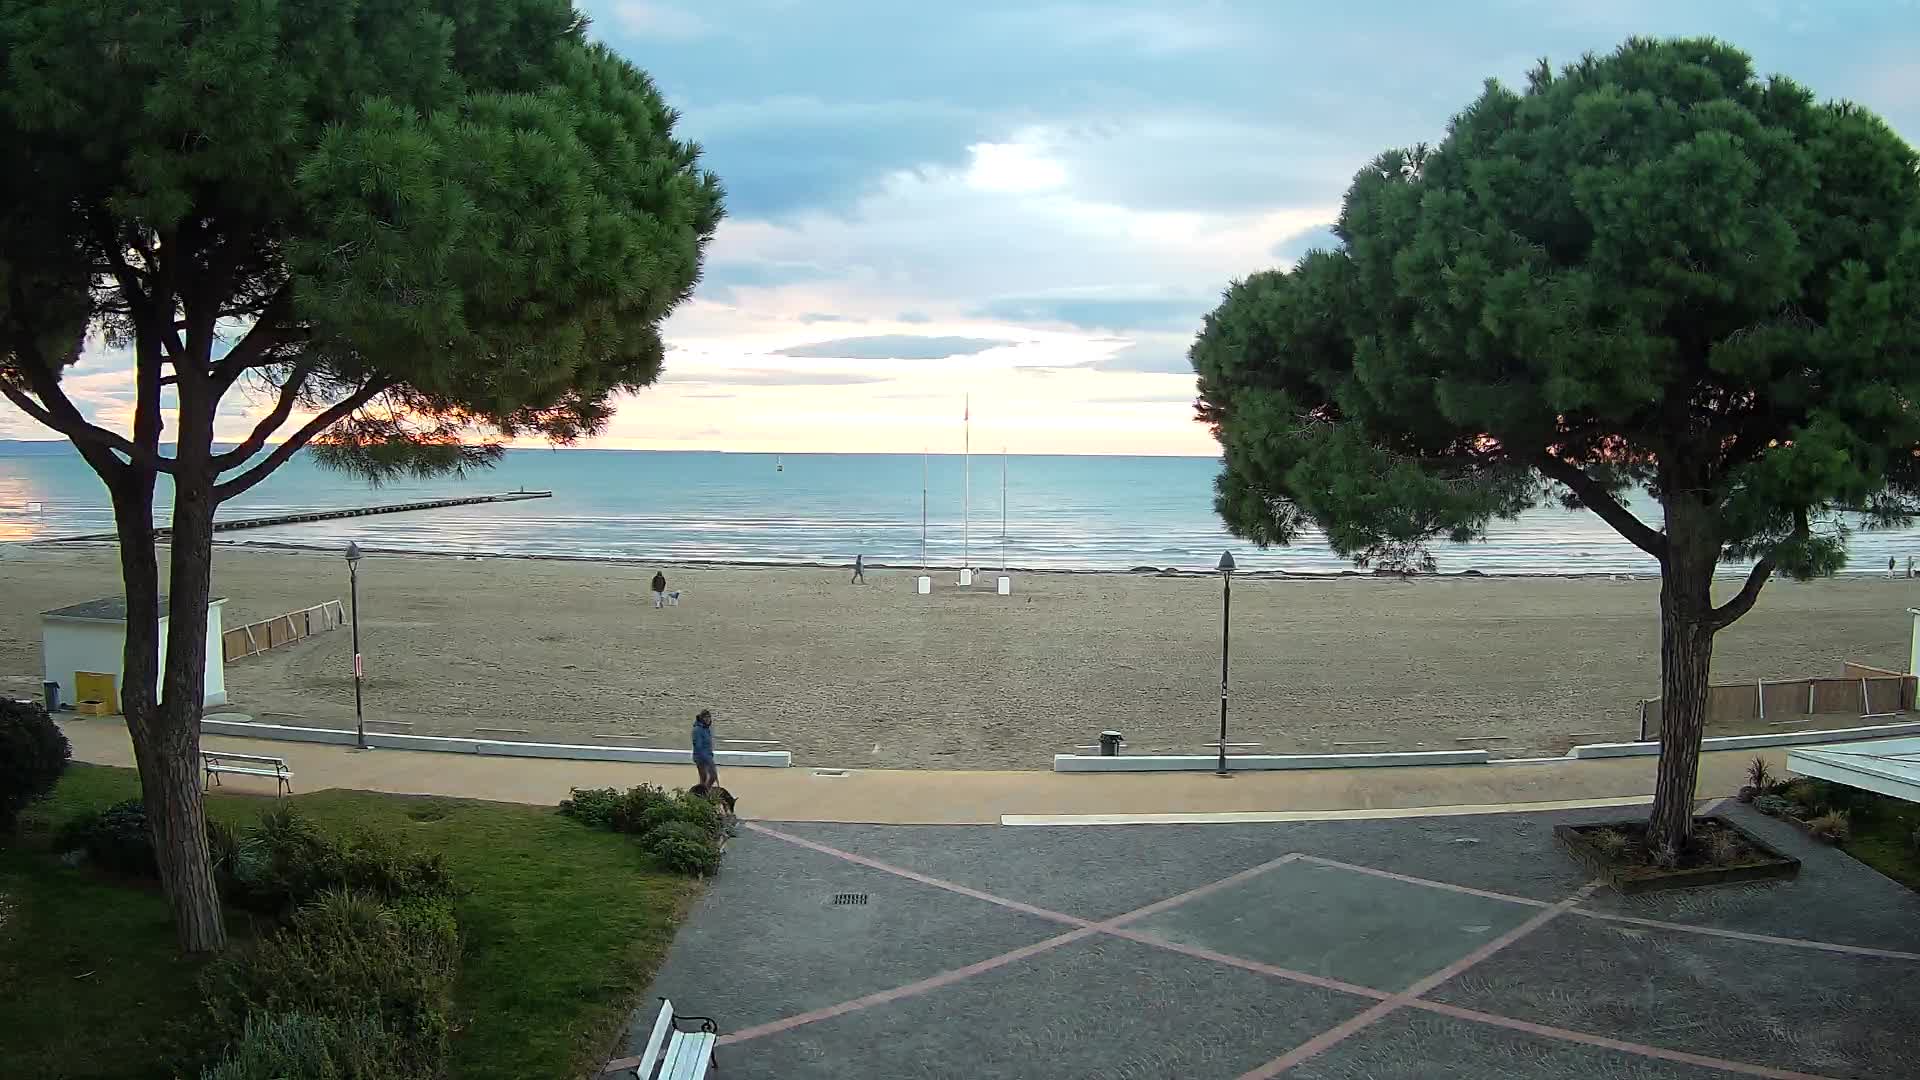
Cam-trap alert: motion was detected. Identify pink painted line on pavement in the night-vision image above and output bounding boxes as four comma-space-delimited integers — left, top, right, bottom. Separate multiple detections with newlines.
1569, 909, 1920, 962
1236, 885, 1598, 1079
1102, 926, 1393, 1001
726, 830, 1313, 1045
1408, 1000, 1839, 1080
1292, 854, 1554, 908
720, 926, 1099, 1046
743, 821, 1091, 928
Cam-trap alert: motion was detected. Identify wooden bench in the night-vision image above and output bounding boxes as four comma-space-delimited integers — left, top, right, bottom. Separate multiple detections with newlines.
201, 750, 293, 797
630, 998, 717, 1080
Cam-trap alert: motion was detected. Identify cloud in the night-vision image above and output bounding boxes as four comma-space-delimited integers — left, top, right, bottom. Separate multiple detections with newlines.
973, 295, 1209, 333
1270, 224, 1341, 266
610, 2, 712, 41
675, 369, 890, 386
896, 310, 932, 323
1093, 336, 1196, 374
797, 312, 850, 324
772, 335, 1017, 360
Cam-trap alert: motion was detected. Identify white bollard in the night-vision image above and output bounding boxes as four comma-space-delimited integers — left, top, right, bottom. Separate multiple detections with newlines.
916, 575, 932, 595
958, 568, 974, 587
996, 575, 1011, 595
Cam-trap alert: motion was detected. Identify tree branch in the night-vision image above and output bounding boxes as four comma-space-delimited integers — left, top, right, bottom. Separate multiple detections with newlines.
211, 286, 294, 387
1709, 509, 1807, 630
1533, 453, 1669, 559
213, 379, 391, 502
2, 348, 169, 473
210, 361, 315, 469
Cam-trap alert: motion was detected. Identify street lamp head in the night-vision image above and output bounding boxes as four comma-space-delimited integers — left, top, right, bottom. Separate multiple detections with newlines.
345, 541, 363, 564
1217, 550, 1236, 575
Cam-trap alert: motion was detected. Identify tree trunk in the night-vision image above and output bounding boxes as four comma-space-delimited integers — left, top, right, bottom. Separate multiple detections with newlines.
1647, 498, 1720, 864
150, 387, 227, 952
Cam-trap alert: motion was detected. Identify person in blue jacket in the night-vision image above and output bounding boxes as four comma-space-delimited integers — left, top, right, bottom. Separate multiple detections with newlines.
691, 709, 718, 789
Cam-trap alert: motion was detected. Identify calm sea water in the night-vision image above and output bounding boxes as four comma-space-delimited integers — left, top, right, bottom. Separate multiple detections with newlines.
2, 445, 1916, 575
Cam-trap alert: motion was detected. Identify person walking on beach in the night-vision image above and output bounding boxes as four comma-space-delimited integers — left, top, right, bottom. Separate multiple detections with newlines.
651, 569, 668, 608
851, 553, 865, 585
691, 709, 718, 789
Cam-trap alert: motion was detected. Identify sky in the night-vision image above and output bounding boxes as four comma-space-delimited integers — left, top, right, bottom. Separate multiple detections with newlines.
5, 1, 1918, 456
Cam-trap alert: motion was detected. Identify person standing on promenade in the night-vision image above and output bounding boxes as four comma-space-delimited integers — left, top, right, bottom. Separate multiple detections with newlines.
651, 569, 668, 608
691, 709, 718, 789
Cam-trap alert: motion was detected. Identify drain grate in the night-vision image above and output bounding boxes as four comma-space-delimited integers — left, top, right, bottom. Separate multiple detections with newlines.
831, 893, 869, 906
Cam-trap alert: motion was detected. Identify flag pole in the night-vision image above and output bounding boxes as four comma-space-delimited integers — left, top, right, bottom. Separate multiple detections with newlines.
921, 448, 928, 571
963, 395, 971, 573
1001, 446, 1008, 573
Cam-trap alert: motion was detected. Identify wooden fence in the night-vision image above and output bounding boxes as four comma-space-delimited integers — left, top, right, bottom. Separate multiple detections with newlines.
1638, 660, 1916, 740
222, 601, 345, 662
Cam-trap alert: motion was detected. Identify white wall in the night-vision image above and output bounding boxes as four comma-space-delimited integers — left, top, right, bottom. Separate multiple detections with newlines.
40, 599, 228, 709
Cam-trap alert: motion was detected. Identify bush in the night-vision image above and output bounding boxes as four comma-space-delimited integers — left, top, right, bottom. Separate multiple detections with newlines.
1753, 794, 1796, 818
1780, 778, 1824, 810
642, 819, 722, 876
223, 806, 453, 916
0, 698, 70, 831
1587, 828, 1630, 858
1745, 756, 1773, 792
557, 787, 621, 829
608, 785, 676, 835
200, 1010, 406, 1080
1806, 810, 1851, 844
57, 799, 158, 877
203, 890, 459, 1078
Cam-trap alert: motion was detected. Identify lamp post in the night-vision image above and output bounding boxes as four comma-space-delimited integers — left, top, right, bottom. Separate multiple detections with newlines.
346, 542, 367, 750
1217, 550, 1235, 776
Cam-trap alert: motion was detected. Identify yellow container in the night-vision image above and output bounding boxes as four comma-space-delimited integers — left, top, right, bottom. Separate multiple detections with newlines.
73, 671, 118, 715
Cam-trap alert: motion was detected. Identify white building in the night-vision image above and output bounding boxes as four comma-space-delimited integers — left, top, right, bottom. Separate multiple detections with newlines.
41, 595, 228, 710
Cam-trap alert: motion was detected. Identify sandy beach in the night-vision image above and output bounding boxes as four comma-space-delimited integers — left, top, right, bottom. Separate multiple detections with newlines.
2, 543, 1914, 769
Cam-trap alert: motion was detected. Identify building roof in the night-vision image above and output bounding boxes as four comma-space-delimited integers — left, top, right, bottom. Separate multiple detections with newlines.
42, 595, 226, 622
1788, 736, 1920, 804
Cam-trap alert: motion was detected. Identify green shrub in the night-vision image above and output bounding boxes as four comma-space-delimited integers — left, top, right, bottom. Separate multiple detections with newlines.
1806, 810, 1851, 844
200, 1010, 405, 1080
1744, 756, 1773, 792
1586, 828, 1630, 858
224, 806, 453, 916
643, 820, 723, 876
0, 698, 70, 831
1780, 778, 1823, 810
57, 799, 158, 877
557, 787, 621, 829
609, 784, 676, 834
1752, 794, 1796, 818
203, 890, 459, 1078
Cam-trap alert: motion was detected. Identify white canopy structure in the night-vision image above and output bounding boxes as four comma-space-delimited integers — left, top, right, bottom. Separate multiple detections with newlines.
1788, 736, 1920, 804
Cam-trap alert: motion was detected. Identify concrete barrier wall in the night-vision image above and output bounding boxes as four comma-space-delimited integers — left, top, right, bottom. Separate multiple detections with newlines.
1571, 719, 1920, 759
1053, 749, 1490, 773
199, 718, 790, 767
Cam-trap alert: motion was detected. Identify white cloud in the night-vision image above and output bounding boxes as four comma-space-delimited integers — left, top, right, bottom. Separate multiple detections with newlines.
610, 2, 712, 40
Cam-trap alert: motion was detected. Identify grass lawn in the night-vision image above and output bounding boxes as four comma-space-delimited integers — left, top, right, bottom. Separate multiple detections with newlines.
1, 765, 701, 1080
1841, 792, 1920, 891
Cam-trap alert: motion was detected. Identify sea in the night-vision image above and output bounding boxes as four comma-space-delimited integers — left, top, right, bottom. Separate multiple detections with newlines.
2, 444, 1917, 576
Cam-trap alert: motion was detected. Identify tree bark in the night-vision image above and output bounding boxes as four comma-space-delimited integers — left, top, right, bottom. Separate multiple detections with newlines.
1646, 496, 1721, 864
146, 365, 228, 952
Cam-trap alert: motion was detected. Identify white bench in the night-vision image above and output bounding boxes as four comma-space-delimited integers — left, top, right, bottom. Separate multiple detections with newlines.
201, 750, 293, 797
631, 998, 717, 1080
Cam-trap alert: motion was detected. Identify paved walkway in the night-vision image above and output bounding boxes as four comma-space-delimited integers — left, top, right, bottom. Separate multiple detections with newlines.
64, 716, 1776, 823
626, 804, 1920, 1079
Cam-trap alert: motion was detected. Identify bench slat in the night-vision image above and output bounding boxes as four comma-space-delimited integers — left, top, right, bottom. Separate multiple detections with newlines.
633, 1000, 675, 1078
201, 752, 289, 767
660, 1031, 714, 1080
206, 766, 289, 779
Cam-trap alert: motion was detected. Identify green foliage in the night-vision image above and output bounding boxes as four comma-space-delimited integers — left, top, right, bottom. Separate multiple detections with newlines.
200, 1010, 406, 1080
1806, 810, 1851, 843
57, 798, 159, 878
1195, 37, 1920, 581
1753, 794, 1797, 818
10, 767, 701, 1080
0, 698, 69, 831
1745, 757, 1774, 792
1587, 828, 1630, 857
642, 821, 723, 877
557, 786, 622, 829
203, 891, 459, 1077
223, 806, 454, 916
610, 784, 678, 835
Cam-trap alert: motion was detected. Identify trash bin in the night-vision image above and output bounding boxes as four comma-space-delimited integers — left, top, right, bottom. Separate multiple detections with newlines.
1099, 730, 1123, 756
43, 680, 60, 712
